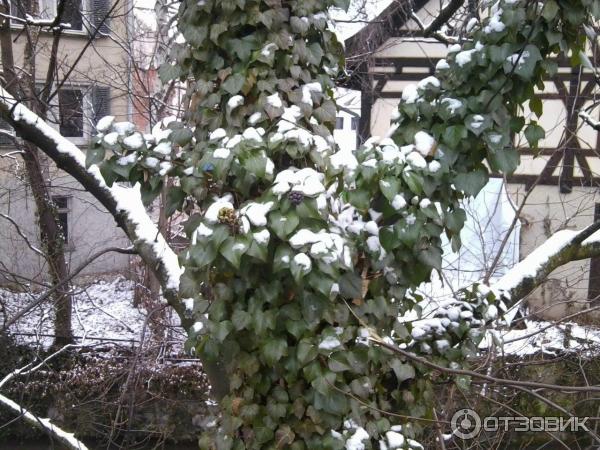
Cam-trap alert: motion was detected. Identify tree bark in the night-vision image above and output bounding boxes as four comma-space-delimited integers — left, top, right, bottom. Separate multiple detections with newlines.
0, 1, 74, 345
21, 143, 73, 345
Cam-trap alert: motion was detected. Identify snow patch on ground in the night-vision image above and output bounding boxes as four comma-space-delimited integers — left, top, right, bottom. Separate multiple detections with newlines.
1, 277, 158, 349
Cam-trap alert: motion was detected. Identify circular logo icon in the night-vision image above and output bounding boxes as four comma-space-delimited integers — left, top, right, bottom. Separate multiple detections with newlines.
451, 408, 481, 440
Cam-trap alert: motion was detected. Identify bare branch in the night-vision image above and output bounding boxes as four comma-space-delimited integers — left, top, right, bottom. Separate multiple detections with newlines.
0, 85, 190, 326
0, 212, 45, 257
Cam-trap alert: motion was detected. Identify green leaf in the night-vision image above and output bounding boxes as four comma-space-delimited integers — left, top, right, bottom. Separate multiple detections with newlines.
220, 236, 249, 268
86, 144, 105, 167
503, 44, 542, 80
542, 0, 559, 20
487, 146, 519, 174
338, 272, 363, 299
274, 245, 293, 272
222, 73, 246, 95
445, 208, 466, 233
442, 125, 467, 148
524, 123, 545, 147
379, 178, 400, 201
297, 340, 318, 365
453, 169, 488, 196
140, 181, 162, 206
269, 211, 299, 239
529, 96, 543, 118
328, 353, 352, 372
247, 239, 268, 262
165, 186, 185, 217
232, 309, 251, 330
171, 127, 193, 146
190, 243, 217, 268
158, 62, 182, 83
465, 114, 491, 136
390, 359, 415, 382
290, 253, 312, 282
275, 426, 295, 449
418, 246, 442, 272
214, 320, 233, 342
379, 226, 400, 252
262, 339, 287, 364
210, 23, 227, 43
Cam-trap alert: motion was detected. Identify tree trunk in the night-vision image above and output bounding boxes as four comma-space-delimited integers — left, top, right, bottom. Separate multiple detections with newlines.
21, 143, 73, 345
0, 0, 75, 346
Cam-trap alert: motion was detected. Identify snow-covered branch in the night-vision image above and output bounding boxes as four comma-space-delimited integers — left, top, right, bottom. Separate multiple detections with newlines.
0, 344, 88, 450
410, 0, 464, 44
0, 86, 190, 327
0, 393, 89, 449
491, 222, 600, 305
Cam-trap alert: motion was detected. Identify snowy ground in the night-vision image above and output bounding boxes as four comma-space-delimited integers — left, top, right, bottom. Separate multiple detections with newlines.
1, 277, 184, 350
3, 275, 600, 358
483, 319, 600, 356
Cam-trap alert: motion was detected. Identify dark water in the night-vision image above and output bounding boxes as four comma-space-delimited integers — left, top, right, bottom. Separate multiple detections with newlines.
1, 439, 199, 449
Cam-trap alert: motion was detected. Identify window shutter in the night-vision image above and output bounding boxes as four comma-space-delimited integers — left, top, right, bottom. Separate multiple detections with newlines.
92, 85, 111, 131
91, 0, 110, 35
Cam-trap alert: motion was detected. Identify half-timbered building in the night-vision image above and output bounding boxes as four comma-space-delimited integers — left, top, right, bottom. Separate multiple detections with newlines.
344, 0, 600, 320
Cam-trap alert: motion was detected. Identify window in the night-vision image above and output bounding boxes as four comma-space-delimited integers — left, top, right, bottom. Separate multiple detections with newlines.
59, 89, 85, 137
0, 85, 110, 146
53, 196, 70, 244
351, 117, 359, 131
335, 116, 344, 130
10, 0, 108, 33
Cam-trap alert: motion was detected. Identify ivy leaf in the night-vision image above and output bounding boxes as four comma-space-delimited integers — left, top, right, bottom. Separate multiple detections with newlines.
524, 123, 545, 147
274, 245, 293, 272
270, 211, 300, 240
290, 254, 312, 282
332, 0, 350, 10
338, 272, 363, 299
297, 340, 317, 365
220, 236, 249, 268
275, 426, 295, 449
379, 178, 400, 201
529, 96, 543, 118
390, 359, 415, 382
171, 127, 193, 146
222, 73, 246, 95
417, 246, 442, 272
487, 146, 519, 174
465, 114, 491, 136
210, 23, 227, 43
214, 320, 233, 342
453, 168, 488, 196
445, 208, 466, 234
503, 44, 542, 80
542, 0, 559, 20
262, 339, 287, 364
232, 309, 251, 330
158, 62, 181, 83
442, 125, 467, 148
379, 226, 400, 252
247, 239, 268, 262
242, 152, 267, 178
165, 186, 186, 216
190, 244, 217, 268
86, 144, 105, 167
